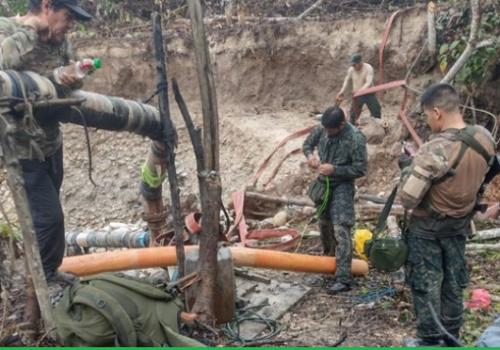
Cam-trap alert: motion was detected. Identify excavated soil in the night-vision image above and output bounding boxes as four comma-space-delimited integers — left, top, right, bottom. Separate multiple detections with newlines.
0, 7, 433, 230
1, 6, 500, 347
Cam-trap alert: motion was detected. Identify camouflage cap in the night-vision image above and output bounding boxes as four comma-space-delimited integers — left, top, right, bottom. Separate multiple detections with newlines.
349, 53, 362, 66
59, 0, 92, 22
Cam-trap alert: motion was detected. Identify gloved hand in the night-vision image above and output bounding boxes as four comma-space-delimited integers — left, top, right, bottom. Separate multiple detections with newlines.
398, 153, 413, 170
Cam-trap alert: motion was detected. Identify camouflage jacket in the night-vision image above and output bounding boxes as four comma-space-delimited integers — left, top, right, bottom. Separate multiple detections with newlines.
398, 125, 495, 217
302, 123, 368, 182
0, 17, 80, 159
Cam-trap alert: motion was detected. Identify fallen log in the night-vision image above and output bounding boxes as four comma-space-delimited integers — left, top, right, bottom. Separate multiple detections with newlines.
466, 243, 500, 251
245, 191, 314, 207
356, 204, 405, 216
469, 228, 500, 241
245, 191, 390, 208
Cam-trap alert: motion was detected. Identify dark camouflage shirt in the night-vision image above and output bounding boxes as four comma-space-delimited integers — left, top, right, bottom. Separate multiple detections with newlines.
302, 123, 368, 182
0, 17, 79, 159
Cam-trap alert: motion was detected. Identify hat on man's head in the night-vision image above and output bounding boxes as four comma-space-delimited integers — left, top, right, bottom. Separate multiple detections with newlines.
59, 0, 92, 22
349, 53, 362, 66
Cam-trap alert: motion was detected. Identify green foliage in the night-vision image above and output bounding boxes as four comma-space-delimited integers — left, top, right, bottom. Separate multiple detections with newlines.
0, 0, 29, 16
0, 220, 21, 241
96, 0, 135, 24
0, 0, 135, 26
461, 307, 497, 346
437, 6, 500, 92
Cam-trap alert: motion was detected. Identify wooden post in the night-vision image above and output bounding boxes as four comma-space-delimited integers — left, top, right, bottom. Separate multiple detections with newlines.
151, 12, 186, 278
187, 0, 222, 320
172, 78, 205, 186
0, 115, 55, 336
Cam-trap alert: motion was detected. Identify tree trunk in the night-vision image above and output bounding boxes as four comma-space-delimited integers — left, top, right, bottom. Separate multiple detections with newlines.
441, 0, 481, 83
23, 255, 40, 336
187, 0, 222, 320
151, 12, 186, 278
0, 115, 55, 337
427, 1, 437, 56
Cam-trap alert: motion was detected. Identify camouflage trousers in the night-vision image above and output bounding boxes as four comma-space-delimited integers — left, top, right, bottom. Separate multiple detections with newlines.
318, 182, 355, 285
405, 232, 469, 342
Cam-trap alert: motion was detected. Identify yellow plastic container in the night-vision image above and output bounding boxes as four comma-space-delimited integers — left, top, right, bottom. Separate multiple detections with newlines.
354, 229, 373, 262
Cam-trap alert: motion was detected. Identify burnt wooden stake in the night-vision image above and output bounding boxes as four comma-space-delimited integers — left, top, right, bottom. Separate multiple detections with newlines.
0, 115, 55, 337
172, 78, 205, 183
151, 12, 185, 278
187, 0, 222, 320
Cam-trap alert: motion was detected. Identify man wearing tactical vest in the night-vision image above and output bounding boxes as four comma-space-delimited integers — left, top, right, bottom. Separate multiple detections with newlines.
0, 0, 91, 285
398, 83, 497, 347
303, 106, 367, 294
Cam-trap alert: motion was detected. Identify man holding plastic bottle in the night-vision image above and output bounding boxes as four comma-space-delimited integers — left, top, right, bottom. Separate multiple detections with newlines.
0, 0, 92, 286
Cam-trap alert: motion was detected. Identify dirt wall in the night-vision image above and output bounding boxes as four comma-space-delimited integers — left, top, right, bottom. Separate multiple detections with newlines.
1, 8, 431, 230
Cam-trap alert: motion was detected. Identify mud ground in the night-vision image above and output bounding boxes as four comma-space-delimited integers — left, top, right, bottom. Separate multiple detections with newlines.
1, 4, 500, 348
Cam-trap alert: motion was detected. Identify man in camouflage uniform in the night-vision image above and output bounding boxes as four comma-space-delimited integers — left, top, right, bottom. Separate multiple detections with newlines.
398, 83, 496, 347
303, 106, 367, 294
0, 0, 91, 284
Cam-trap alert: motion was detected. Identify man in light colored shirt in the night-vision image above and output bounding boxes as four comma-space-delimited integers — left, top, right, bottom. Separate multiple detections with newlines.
336, 53, 382, 124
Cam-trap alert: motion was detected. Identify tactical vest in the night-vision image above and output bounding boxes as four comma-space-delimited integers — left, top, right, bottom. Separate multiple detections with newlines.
420, 125, 498, 220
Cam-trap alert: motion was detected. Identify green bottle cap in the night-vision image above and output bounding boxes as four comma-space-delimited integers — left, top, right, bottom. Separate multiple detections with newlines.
93, 58, 102, 69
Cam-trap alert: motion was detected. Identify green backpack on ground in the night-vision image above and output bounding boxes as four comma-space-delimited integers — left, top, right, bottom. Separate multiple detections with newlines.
363, 186, 409, 271
53, 272, 206, 347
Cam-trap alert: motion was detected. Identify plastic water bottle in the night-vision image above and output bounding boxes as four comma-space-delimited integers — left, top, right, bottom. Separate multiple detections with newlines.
53, 58, 102, 84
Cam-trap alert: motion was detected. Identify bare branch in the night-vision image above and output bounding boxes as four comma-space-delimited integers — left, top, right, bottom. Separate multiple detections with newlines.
441, 0, 482, 83
297, 0, 324, 19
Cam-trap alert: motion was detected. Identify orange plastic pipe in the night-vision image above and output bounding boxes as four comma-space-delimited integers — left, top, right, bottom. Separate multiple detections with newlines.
60, 246, 369, 277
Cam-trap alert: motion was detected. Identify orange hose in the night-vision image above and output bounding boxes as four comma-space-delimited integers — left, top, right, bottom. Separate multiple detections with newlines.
60, 246, 369, 277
